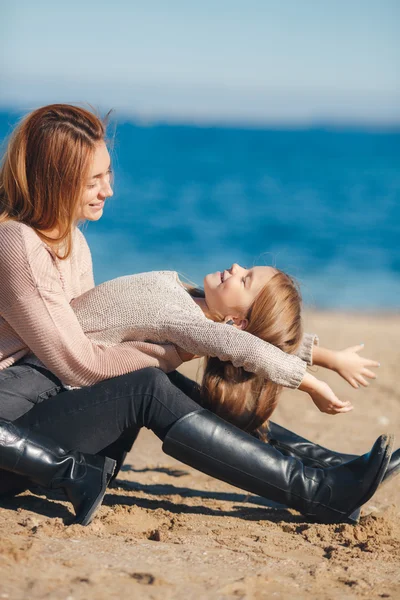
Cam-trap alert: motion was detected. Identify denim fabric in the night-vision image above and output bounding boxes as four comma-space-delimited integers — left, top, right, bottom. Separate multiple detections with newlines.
14, 368, 201, 454
0, 362, 63, 421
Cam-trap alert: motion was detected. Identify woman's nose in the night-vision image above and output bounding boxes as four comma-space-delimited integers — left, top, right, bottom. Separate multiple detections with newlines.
100, 180, 113, 199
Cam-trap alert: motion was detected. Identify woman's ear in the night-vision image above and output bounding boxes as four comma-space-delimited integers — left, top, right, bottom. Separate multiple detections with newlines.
223, 316, 248, 330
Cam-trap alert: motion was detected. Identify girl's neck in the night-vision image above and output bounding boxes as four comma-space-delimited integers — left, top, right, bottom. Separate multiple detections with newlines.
193, 296, 210, 316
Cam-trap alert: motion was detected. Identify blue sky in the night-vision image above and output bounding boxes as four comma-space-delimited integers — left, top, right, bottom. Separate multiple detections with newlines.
1, 0, 399, 124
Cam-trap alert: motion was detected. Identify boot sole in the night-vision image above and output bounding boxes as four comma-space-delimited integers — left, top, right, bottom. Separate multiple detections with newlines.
338, 434, 393, 525
74, 457, 116, 527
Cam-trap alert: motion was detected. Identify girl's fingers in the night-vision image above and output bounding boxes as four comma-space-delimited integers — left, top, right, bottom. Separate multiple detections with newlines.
347, 345, 364, 353
334, 405, 354, 414
365, 359, 380, 368
362, 368, 377, 379
355, 375, 369, 387
332, 399, 352, 409
348, 377, 359, 389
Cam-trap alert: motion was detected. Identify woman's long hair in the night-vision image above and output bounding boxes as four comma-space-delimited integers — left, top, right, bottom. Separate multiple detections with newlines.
189, 270, 303, 436
0, 104, 107, 259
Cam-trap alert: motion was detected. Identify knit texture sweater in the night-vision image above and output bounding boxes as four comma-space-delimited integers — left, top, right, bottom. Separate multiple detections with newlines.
71, 270, 318, 389
0, 221, 317, 389
0, 221, 182, 386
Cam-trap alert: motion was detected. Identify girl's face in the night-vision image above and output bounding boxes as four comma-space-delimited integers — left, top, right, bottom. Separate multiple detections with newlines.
77, 141, 113, 222
204, 263, 276, 321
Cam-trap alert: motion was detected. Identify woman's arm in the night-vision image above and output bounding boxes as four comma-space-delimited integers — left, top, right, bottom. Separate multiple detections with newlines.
0, 227, 181, 387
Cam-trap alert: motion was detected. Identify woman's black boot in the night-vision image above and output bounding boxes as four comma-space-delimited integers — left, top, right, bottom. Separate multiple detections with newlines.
0, 471, 29, 498
99, 426, 141, 485
162, 409, 393, 524
0, 420, 115, 525
266, 422, 400, 485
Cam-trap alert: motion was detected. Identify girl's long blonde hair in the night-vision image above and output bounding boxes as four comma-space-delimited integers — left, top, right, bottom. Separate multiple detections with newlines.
190, 270, 303, 436
0, 104, 107, 259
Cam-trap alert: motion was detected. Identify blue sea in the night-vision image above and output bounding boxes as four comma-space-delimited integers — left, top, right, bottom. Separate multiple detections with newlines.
1, 111, 399, 310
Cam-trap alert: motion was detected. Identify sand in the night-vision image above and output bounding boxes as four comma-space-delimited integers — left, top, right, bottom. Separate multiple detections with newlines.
0, 311, 399, 600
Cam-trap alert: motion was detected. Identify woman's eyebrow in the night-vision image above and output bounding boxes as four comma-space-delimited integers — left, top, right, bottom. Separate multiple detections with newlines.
89, 163, 111, 179
247, 270, 254, 287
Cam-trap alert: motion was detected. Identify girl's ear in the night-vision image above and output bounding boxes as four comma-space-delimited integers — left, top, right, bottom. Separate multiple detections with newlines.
223, 316, 248, 330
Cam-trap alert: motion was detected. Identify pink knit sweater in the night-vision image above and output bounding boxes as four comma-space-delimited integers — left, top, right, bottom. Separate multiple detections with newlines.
0, 221, 182, 386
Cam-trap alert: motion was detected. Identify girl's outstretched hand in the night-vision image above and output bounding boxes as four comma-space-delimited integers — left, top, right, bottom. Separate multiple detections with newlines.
299, 373, 353, 415
333, 344, 380, 389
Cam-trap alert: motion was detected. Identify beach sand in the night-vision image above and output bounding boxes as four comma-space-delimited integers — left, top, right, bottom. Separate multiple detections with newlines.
0, 311, 399, 599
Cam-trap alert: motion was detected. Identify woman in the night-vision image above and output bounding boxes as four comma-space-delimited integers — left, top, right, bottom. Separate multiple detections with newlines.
0, 104, 395, 526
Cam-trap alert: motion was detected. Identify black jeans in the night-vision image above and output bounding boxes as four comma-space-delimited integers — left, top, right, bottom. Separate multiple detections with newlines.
11, 368, 201, 454
0, 361, 64, 421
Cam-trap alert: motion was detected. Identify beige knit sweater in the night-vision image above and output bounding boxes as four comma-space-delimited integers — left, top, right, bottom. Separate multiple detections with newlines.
0, 221, 317, 389
70, 270, 317, 389
0, 221, 182, 386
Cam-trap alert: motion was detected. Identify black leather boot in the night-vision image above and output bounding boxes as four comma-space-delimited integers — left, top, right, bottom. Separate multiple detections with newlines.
162, 409, 393, 524
0, 420, 115, 526
99, 426, 141, 485
266, 422, 400, 485
0, 471, 28, 497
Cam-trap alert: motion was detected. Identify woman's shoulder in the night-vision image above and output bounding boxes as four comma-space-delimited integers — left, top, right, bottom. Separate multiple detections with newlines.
0, 220, 44, 257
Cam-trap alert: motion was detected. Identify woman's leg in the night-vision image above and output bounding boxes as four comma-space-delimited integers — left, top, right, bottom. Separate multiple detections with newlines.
265, 422, 400, 484
0, 368, 202, 524
0, 362, 65, 496
15, 368, 201, 451
1, 368, 393, 524
0, 362, 63, 421
166, 371, 400, 485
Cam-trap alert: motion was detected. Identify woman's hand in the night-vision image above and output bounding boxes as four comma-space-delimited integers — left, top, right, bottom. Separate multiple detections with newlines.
299, 373, 353, 415
175, 347, 200, 362
332, 344, 380, 389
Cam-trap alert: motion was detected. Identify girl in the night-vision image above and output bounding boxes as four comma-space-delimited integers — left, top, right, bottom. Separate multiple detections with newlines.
0, 104, 395, 527
67, 265, 349, 431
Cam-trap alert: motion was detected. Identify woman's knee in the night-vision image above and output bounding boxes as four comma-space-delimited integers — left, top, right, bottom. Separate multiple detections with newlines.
122, 367, 171, 394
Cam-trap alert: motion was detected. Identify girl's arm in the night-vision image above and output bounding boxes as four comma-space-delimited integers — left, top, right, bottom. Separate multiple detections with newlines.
294, 332, 319, 365
163, 311, 307, 388
312, 344, 380, 388
169, 314, 352, 414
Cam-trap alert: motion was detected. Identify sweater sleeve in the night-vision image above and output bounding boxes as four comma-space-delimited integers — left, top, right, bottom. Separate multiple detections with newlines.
0, 226, 182, 386
294, 333, 319, 366
159, 309, 307, 389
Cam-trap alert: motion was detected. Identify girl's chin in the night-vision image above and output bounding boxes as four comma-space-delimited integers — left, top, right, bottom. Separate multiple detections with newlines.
205, 271, 220, 286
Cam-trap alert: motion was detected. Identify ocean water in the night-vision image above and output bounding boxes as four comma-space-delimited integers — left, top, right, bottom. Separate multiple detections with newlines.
1, 112, 399, 310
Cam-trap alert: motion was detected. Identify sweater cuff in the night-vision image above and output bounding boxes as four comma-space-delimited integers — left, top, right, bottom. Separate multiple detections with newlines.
286, 357, 307, 389
296, 333, 319, 366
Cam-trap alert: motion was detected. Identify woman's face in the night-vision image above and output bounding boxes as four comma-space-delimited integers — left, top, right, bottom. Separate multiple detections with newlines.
203, 263, 276, 320
77, 141, 113, 222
